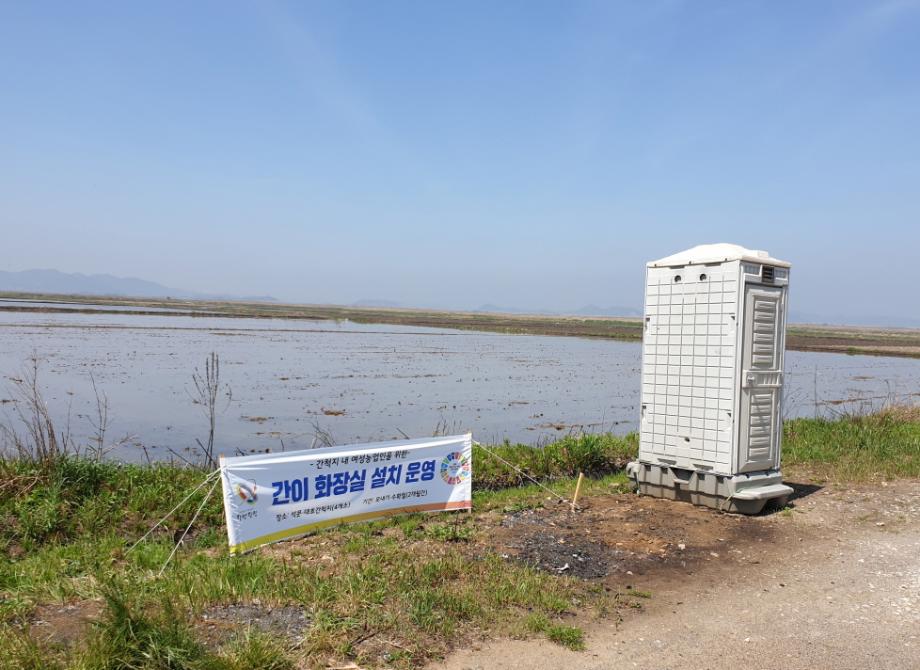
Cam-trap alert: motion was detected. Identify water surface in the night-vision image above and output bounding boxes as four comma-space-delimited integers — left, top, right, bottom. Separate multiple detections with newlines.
1, 309, 918, 462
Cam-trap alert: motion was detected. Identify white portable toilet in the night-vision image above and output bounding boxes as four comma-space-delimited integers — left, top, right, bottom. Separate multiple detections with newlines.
626, 243, 794, 513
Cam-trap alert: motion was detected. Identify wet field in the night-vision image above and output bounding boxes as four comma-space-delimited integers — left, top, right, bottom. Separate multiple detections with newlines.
2, 308, 919, 462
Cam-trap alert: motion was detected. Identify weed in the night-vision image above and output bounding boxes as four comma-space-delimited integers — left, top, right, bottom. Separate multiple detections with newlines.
80, 585, 210, 670
523, 612, 585, 651
546, 624, 585, 651
189, 352, 231, 469
473, 433, 637, 490
0, 356, 74, 464
2, 410, 919, 667
0, 626, 60, 670
783, 409, 920, 482
218, 630, 294, 670
424, 521, 474, 543
473, 473, 629, 512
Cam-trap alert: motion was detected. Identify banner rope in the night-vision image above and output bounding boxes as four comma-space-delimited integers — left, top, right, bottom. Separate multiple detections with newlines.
127, 468, 221, 553
472, 440, 570, 505
159, 476, 219, 576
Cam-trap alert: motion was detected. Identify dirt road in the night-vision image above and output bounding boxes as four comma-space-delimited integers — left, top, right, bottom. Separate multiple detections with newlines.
435, 481, 920, 670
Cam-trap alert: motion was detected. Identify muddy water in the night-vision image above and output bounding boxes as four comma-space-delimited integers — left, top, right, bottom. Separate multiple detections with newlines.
1, 309, 918, 462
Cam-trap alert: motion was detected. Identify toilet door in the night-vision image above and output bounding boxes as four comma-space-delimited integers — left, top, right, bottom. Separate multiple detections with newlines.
738, 285, 785, 473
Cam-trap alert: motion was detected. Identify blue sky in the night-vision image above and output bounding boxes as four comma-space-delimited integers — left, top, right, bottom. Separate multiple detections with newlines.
2, 1, 919, 321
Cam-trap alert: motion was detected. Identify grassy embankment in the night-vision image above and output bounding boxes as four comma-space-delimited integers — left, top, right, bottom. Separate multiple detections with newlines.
2, 412, 919, 669
782, 405, 920, 482
5, 292, 920, 357
0, 434, 635, 670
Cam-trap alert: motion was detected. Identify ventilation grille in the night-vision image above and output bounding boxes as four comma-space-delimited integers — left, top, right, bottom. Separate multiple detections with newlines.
762, 266, 775, 284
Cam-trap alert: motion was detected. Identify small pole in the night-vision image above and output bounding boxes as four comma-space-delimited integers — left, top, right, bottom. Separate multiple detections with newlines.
571, 472, 585, 512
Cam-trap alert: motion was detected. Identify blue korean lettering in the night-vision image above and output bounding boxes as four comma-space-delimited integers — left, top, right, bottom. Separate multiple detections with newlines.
349, 469, 366, 492
404, 460, 436, 483
271, 481, 287, 505
315, 473, 332, 499
272, 477, 309, 505
331, 472, 348, 496
371, 466, 387, 489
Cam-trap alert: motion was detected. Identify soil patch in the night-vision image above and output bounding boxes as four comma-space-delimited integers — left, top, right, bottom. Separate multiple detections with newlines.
432, 480, 920, 670
27, 600, 104, 648
198, 602, 311, 647
484, 493, 779, 586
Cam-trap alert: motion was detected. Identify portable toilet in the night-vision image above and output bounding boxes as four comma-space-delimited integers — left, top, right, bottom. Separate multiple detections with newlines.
626, 243, 794, 513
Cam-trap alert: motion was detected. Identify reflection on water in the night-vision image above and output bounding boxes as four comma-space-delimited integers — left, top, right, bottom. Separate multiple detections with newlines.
1, 308, 918, 462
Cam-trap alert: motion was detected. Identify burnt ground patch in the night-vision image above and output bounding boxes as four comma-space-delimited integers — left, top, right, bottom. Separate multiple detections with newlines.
484, 493, 779, 585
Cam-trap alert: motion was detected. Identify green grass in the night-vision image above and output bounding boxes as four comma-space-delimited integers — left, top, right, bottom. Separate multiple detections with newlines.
81, 586, 211, 670
783, 407, 920, 482
523, 613, 585, 651
0, 628, 53, 670
3, 410, 919, 667
472, 472, 630, 513
0, 431, 637, 555
473, 432, 637, 490
0, 458, 224, 553
0, 433, 629, 669
1, 521, 589, 668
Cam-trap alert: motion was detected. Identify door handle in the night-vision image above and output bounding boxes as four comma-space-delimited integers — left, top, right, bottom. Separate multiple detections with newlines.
742, 370, 783, 389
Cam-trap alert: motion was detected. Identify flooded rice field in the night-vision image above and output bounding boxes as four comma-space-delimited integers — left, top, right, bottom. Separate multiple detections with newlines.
1, 309, 919, 462
0, 298, 195, 314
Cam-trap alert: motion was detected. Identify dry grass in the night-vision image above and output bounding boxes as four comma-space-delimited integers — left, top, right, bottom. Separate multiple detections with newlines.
876, 403, 920, 423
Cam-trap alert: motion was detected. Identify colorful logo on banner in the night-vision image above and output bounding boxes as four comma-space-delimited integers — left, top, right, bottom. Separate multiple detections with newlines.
235, 482, 258, 504
440, 451, 470, 485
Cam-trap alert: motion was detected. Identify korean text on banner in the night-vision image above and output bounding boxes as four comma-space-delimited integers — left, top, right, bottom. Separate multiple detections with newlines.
220, 434, 472, 553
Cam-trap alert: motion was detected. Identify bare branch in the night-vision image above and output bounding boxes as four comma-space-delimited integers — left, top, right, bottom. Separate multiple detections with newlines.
188, 352, 230, 468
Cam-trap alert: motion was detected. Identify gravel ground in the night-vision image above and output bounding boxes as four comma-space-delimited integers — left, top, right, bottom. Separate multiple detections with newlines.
434, 481, 920, 670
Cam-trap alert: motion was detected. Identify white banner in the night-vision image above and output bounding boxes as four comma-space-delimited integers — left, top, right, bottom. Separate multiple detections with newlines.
219, 434, 472, 553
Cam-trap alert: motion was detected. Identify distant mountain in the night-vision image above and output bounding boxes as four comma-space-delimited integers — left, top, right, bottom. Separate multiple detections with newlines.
0, 269, 276, 302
